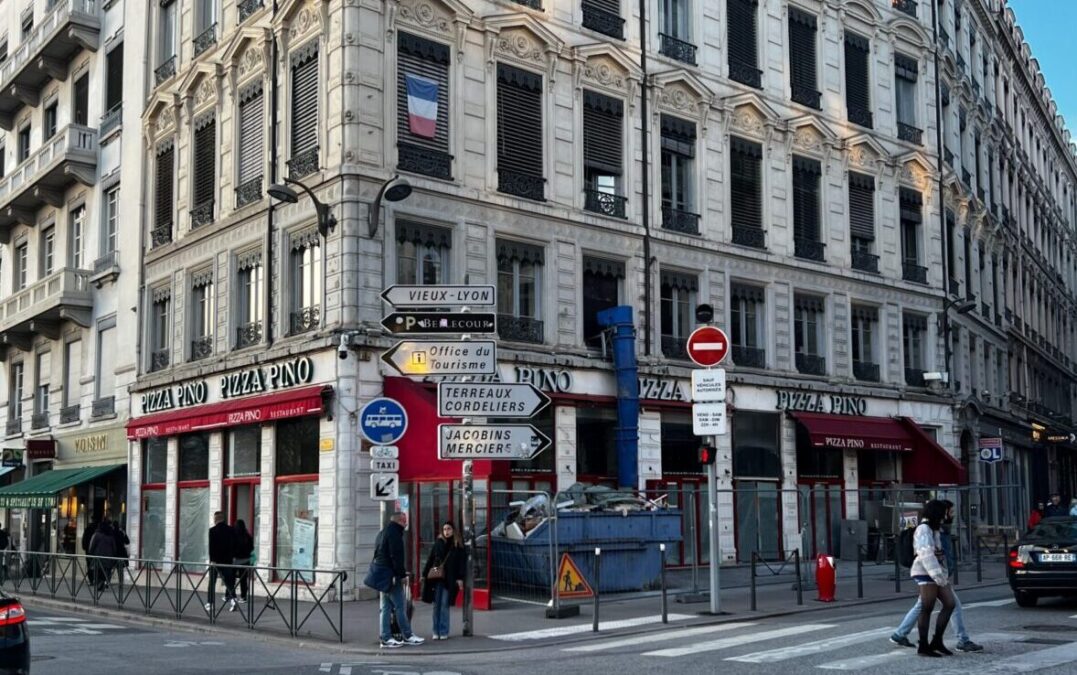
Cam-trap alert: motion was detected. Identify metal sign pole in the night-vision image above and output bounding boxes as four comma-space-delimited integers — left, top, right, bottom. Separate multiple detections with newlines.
707, 447, 720, 614
462, 458, 474, 637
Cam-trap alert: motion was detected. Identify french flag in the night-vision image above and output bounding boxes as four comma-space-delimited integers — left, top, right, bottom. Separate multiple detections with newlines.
405, 73, 438, 139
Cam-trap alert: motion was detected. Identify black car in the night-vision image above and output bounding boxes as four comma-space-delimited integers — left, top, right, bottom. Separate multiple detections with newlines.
1009, 516, 1077, 607
0, 590, 28, 674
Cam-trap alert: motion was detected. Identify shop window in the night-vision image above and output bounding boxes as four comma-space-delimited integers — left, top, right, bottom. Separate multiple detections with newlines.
732, 411, 780, 478
660, 271, 696, 360
143, 438, 168, 484
177, 485, 210, 564
796, 425, 841, 479
178, 432, 209, 482
275, 415, 319, 572
582, 257, 624, 349
275, 417, 319, 476
509, 406, 555, 474
661, 412, 701, 475
396, 221, 450, 285
497, 240, 544, 344
141, 489, 167, 563
228, 426, 261, 478
575, 405, 618, 480
859, 451, 899, 483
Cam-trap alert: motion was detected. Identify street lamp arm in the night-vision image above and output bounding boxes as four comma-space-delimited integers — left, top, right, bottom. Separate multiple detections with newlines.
283, 176, 323, 207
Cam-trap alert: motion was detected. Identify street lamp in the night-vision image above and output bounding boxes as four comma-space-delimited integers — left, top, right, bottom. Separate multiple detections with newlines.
267, 177, 338, 239
938, 297, 978, 389
367, 175, 413, 238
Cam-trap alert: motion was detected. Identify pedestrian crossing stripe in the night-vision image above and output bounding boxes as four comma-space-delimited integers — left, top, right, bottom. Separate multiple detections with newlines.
556, 553, 593, 599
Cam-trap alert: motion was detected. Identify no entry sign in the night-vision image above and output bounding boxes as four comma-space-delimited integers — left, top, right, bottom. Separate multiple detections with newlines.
686, 326, 730, 367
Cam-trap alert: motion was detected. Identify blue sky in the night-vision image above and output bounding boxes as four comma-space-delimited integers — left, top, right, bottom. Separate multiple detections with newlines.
1007, 0, 1077, 136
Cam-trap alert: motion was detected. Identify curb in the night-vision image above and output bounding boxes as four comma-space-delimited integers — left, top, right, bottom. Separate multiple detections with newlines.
20, 579, 1011, 657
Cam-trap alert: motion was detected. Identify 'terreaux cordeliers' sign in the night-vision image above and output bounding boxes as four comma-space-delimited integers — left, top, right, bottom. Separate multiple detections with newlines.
140, 357, 315, 414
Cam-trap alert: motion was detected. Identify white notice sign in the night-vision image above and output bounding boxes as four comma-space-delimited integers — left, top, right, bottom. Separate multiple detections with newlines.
370, 446, 399, 459
371, 458, 400, 472
693, 402, 728, 435
691, 369, 727, 402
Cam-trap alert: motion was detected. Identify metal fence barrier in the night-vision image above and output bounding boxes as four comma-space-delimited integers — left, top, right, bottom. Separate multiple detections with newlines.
749, 550, 803, 610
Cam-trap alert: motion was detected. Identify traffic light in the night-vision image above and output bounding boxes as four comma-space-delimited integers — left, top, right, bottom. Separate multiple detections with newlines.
699, 445, 717, 466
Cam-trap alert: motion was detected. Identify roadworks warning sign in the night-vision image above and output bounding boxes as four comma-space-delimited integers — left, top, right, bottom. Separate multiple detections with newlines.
556, 553, 593, 599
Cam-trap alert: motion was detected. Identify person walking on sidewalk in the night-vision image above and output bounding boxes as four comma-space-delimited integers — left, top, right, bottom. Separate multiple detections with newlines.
374, 512, 424, 648
907, 500, 957, 657
233, 520, 254, 605
421, 521, 466, 640
87, 518, 117, 592
205, 512, 237, 613
890, 501, 982, 652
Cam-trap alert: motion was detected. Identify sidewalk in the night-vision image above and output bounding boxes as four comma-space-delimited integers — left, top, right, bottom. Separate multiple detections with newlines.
16, 559, 1010, 655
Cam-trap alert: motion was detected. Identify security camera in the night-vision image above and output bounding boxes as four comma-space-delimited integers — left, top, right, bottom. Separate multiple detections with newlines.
338, 334, 350, 360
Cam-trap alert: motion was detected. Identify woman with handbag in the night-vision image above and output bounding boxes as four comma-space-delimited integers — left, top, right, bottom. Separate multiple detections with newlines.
421, 521, 465, 640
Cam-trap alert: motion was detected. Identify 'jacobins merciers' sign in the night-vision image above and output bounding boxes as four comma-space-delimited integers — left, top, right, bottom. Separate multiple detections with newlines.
140, 357, 315, 414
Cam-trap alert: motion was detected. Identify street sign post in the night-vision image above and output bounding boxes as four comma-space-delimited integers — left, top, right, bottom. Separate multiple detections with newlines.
437, 424, 552, 461
358, 398, 409, 445
381, 284, 497, 307
686, 326, 730, 367
691, 369, 727, 402
436, 382, 551, 418
381, 312, 497, 335
370, 473, 399, 501
381, 340, 497, 376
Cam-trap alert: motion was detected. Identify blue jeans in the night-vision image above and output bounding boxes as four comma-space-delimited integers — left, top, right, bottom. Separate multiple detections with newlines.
379, 581, 413, 641
894, 587, 969, 643
433, 584, 451, 637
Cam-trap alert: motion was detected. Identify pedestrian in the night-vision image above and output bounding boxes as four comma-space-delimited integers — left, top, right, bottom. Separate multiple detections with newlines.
421, 521, 466, 640
233, 519, 254, 605
908, 499, 956, 657
1044, 493, 1068, 519
373, 511, 423, 648
1069, 499, 1077, 517
1028, 502, 1045, 530
112, 520, 130, 564
890, 501, 982, 652
87, 518, 117, 592
81, 516, 98, 555
205, 511, 237, 613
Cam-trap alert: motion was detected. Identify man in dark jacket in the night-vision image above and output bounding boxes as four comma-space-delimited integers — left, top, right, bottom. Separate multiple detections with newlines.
374, 512, 423, 648
1044, 493, 1068, 519
87, 519, 117, 592
206, 511, 237, 612
81, 517, 98, 554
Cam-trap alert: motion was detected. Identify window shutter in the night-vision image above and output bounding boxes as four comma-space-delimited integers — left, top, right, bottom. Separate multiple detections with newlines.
496, 63, 543, 179
583, 90, 623, 175
237, 86, 264, 186
899, 187, 923, 224
397, 32, 450, 150
895, 53, 918, 82
844, 32, 870, 111
727, 0, 758, 68
155, 144, 174, 227
730, 137, 763, 230
660, 114, 695, 157
788, 8, 817, 90
290, 44, 319, 156
106, 44, 123, 111
848, 172, 875, 240
193, 117, 216, 207
792, 156, 821, 241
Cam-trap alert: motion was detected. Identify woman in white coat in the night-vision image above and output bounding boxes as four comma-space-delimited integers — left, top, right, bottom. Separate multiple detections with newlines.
910, 500, 956, 657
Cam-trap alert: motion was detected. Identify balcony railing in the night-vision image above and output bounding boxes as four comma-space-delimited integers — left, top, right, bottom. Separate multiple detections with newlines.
288, 146, 319, 180
794, 237, 825, 262
659, 33, 697, 65
902, 260, 928, 284
497, 315, 544, 344
91, 396, 114, 418
154, 56, 176, 86
944, 148, 954, 167
514, 0, 542, 7
733, 345, 766, 369
791, 83, 821, 109
235, 175, 263, 208
732, 224, 765, 249
289, 305, 320, 335
851, 250, 879, 274
397, 142, 452, 180
962, 169, 971, 187
0, 124, 97, 233
498, 169, 545, 201
0, 268, 91, 336
31, 412, 49, 430
582, 3, 624, 40
236, 321, 263, 349
193, 23, 218, 57
5, 418, 20, 437
99, 102, 121, 136
661, 335, 688, 360
948, 277, 960, 297
149, 348, 169, 373
853, 360, 881, 382
190, 335, 214, 361
661, 206, 700, 235
238, 0, 265, 22
796, 353, 826, 376
92, 251, 117, 275
190, 199, 214, 228
151, 224, 172, 248
904, 368, 925, 387
897, 122, 923, 145
583, 189, 627, 219
893, 0, 916, 18
59, 404, 79, 424
848, 106, 873, 129
729, 58, 762, 89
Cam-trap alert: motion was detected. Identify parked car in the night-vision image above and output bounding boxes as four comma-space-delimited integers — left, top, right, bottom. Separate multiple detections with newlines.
0, 590, 29, 674
1009, 516, 1077, 607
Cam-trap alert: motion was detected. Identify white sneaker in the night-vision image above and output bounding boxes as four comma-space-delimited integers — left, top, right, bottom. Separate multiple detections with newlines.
228, 599, 237, 612
403, 635, 425, 645
204, 602, 212, 612
380, 638, 404, 649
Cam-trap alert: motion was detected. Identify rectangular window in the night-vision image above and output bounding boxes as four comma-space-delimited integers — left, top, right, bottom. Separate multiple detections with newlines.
158, 0, 176, 66
964, 227, 974, 299
190, 271, 213, 360
236, 252, 264, 348
0, 40, 7, 65
236, 84, 264, 206
150, 290, 170, 372
661, 0, 691, 42
0, 146, 5, 178
496, 63, 544, 201
8, 362, 23, 421
396, 221, 450, 285
583, 90, 625, 218
274, 418, 319, 570
496, 240, 544, 344
575, 405, 619, 479
727, 0, 761, 88
69, 206, 84, 270
730, 284, 765, 368
582, 257, 623, 349
900, 188, 924, 283
946, 210, 957, 292
191, 117, 215, 227
178, 433, 210, 565
14, 243, 27, 290
41, 226, 55, 276
33, 351, 49, 417
73, 73, 88, 126
848, 172, 876, 270
104, 186, 119, 254
660, 115, 697, 233
396, 32, 451, 179
196, 0, 217, 32
179, 432, 210, 482
788, 8, 819, 108
143, 438, 168, 484
63, 340, 80, 408
851, 305, 879, 381
730, 137, 764, 247
290, 232, 321, 335
105, 44, 123, 116
228, 426, 261, 478
794, 294, 825, 375
44, 102, 57, 140
792, 155, 822, 260
660, 272, 696, 359
903, 313, 927, 382
154, 144, 174, 232
20, 13, 32, 41
96, 324, 116, 401
289, 44, 319, 178
732, 411, 781, 478
844, 32, 872, 128
895, 53, 918, 133
17, 125, 30, 163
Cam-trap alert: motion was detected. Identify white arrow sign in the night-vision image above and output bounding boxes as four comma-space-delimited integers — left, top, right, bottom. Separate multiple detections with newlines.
382, 340, 497, 376
371, 458, 400, 472
437, 424, 552, 460
437, 383, 552, 418
381, 284, 497, 307
370, 473, 399, 501
370, 446, 399, 459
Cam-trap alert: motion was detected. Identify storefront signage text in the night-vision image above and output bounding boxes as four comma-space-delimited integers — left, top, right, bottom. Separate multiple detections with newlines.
638, 377, 688, 402
512, 366, 688, 401
142, 381, 209, 414
514, 367, 573, 393
74, 434, 109, 455
141, 357, 316, 413
776, 390, 868, 416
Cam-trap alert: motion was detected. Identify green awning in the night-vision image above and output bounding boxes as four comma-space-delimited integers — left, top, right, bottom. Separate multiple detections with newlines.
0, 464, 124, 509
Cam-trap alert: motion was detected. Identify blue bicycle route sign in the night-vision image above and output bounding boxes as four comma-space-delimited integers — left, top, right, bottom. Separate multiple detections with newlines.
359, 397, 409, 445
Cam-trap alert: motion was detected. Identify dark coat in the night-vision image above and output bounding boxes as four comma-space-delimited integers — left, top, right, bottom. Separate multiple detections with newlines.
208, 522, 235, 565
373, 521, 407, 579
88, 524, 117, 558
1044, 502, 1069, 519
421, 537, 466, 605
81, 522, 97, 554
113, 527, 130, 560
234, 527, 254, 561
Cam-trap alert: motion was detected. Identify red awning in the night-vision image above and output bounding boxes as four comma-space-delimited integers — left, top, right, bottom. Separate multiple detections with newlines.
898, 417, 968, 485
790, 412, 915, 452
126, 385, 331, 440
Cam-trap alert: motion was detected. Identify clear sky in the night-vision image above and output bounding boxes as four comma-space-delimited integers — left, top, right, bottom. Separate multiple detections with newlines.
1007, 0, 1077, 138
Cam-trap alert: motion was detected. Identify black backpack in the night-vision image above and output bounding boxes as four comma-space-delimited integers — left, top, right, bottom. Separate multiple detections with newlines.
897, 527, 916, 568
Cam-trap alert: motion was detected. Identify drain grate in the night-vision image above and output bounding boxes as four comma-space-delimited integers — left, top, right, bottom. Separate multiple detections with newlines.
1022, 638, 1071, 645
31, 655, 55, 662
1022, 625, 1077, 633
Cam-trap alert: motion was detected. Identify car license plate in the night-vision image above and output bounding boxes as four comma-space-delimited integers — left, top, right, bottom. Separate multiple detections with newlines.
1039, 553, 1076, 563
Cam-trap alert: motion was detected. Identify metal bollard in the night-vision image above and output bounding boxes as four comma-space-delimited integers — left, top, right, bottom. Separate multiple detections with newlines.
660, 544, 668, 624
593, 548, 601, 633
976, 536, 983, 583
794, 550, 803, 606
893, 537, 901, 593
857, 546, 864, 599
750, 552, 757, 611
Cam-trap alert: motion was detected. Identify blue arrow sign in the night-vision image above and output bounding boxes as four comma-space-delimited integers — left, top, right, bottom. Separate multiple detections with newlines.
359, 398, 409, 445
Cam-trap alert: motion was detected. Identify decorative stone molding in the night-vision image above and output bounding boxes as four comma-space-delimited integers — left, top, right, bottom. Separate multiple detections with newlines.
484, 15, 564, 88
651, 71, 713, 135
572, 45, 641, 107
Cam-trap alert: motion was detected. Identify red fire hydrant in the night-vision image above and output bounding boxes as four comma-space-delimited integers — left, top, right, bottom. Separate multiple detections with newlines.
816, 554, 836, 602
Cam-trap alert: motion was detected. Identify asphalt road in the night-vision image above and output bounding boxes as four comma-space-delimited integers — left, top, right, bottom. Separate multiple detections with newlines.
23, 585, 1077, 675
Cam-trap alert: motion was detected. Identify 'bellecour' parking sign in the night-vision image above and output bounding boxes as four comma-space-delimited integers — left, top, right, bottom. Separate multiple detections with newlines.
359, 397, 409, 445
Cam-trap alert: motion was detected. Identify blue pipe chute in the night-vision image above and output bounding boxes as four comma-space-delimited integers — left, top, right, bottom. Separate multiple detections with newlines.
597, 305, 639, 489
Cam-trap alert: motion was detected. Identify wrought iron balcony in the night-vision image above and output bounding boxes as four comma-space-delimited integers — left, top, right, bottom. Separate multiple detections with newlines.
893, 0, 916, 18
661, 335, 688, 360
904, 368, 926, 387
732, 224, 765, 249
902, 260, 928, 284
584, 189, 627, 219
154, 56, 176, 86
796, 353, 826, 376
853, 360, 880, 382
949, 277, 961, 297
60, 404, 79, 424
514, 0, 542, 7
31, 412, 49, 430
397, 142, 452, 180
91, 396, 114, 418
791, 83, 821, 109
661, 206, 700, 235
897, 122, 923, 145
944, 148, 954, 167
794, 237, 825, 262
190, 335, 214, 361
235, 176, 263, 208
289, 305, 320, 335
193, 23, 217, 57
99, 103, 121, 136
288, 146, 319, 180
961, 169, 972, 187
498, 169, 545, 201
729, 58, 762, 89
851, 249, 879, 274
151, 224, 172, 248
238, 0, 264, 22
236, 321, 263, 349
149, 348, 169, 373
659, 33, 696, 66
5, 418, 20, 437
0, 124, 97, 236
0, 268, 92, 345
0, 0, 100, 128
497, 314, 544, 344
190, 200, 214, 228
582, 3, 624, 40
733, 345, 766, 369
848, 106, 873, 129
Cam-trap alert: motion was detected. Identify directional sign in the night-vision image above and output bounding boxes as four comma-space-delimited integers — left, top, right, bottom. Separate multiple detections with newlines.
437, 382, 551, 418
381, 284, 497, 308
382, 340, 497, 376
691, 369, 727, 402
371, 473, 399, 501
381, 311, 497, 335
370, 446, 399, 459
692, 402, 728, 436
359, 398, 409, 445
371, 458, 400, 472
978, 437, 1004, 463
438, 424, 552, 461
686, 326, 730, 367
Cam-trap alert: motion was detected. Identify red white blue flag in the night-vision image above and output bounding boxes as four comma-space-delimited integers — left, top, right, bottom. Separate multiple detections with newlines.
405, 73, 438, 139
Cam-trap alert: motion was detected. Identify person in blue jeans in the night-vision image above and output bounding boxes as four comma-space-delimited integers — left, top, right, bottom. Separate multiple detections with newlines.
890, 500, 983, 652
374, 512, 424, 648
422, 521, 466, 640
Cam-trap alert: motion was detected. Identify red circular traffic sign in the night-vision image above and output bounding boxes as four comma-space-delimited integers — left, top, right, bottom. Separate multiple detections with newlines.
686, 326, 730, 367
